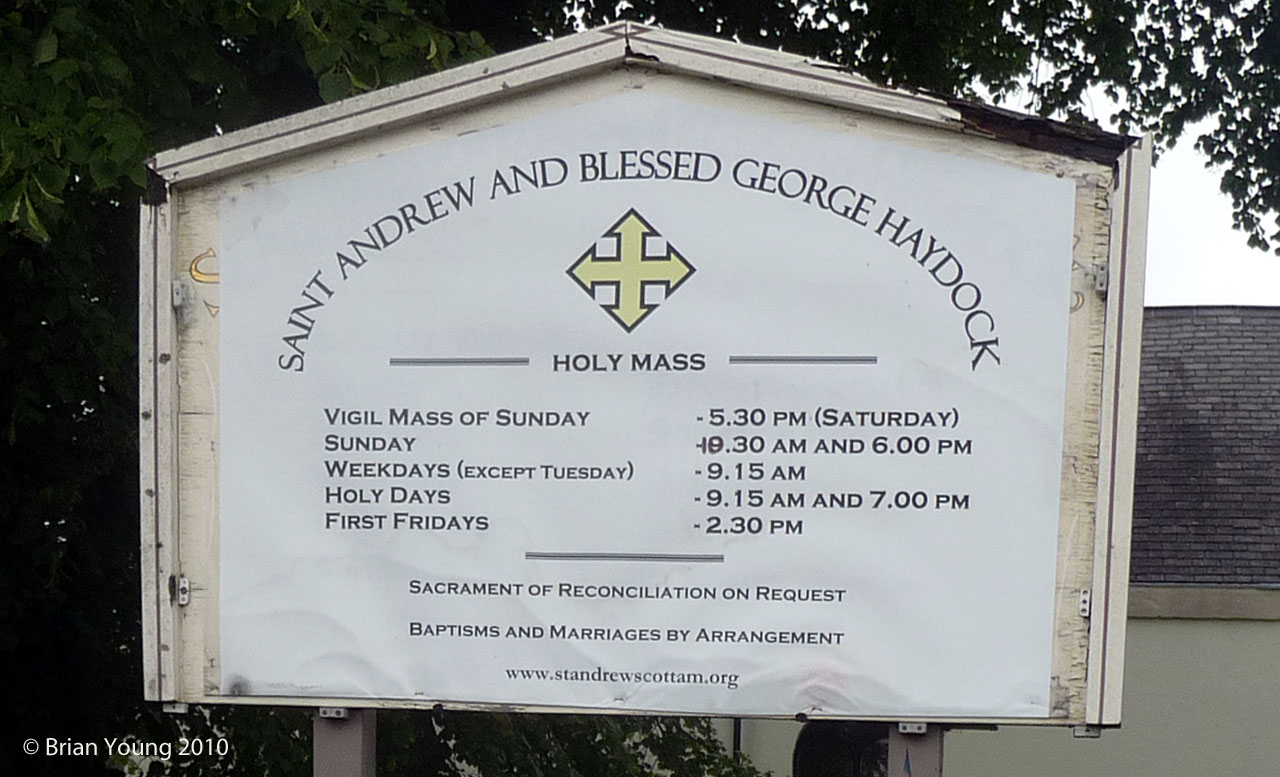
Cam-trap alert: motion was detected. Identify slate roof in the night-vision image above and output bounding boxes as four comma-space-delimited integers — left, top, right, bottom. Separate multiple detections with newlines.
1130, 306, 1280, 585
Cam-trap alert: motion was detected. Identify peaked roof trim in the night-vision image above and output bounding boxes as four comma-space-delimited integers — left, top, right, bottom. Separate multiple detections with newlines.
149, 22, 969, 187
622, 24, 956, 121
150, 23, 1131, 188
150, 24, 631, 185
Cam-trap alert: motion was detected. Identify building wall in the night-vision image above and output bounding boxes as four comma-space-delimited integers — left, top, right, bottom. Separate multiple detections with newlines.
947, 617, 1280, 776
736, 615, 1280, 776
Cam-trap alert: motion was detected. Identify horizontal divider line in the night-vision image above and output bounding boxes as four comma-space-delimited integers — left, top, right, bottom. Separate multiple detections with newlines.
526, 552, 725, 563
728, 355, 878, 365
389, 357, 531, 367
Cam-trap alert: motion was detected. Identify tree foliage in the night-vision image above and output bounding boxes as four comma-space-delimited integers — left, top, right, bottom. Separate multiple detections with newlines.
1117, 1, 1280, 250
4, 1, 1278, 775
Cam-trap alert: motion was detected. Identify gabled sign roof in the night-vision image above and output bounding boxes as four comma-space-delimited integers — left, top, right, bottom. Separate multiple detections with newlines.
150, 22, 1131, 188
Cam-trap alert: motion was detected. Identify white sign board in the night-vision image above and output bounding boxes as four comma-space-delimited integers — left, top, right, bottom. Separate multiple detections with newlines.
141, 24, 1147, 725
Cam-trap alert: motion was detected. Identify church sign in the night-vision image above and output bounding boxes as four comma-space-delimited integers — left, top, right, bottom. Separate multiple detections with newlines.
140, 23, 1147, 725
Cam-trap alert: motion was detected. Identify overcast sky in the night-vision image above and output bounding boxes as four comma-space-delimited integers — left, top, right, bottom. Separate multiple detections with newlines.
1143, 122, 1280, 307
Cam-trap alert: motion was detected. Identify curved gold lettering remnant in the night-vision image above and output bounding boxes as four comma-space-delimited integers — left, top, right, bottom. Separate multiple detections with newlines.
190, 248, 219, 283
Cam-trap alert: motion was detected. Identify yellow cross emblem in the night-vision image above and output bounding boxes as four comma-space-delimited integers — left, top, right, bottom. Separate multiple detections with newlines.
567, 209, 695, 331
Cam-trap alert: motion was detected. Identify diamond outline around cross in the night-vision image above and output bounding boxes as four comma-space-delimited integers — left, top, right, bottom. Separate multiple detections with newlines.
566, 208, 696, 332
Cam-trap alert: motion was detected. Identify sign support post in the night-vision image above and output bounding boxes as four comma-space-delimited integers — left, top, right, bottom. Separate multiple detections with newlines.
888, 724, 943, 777
314, 709, 376, 777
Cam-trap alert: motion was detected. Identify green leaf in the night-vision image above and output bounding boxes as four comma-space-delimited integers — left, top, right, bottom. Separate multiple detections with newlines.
346, 63, 375, 92
3, 185, 22, 223
291, 4, 329, 42
46, 58, 78, 82
87, 152, 116, 190
127, 162, 147, 188
304, 43, 340, 72
34, 31, 58, 65
407, 26, 433, 48
108, 136, 138, 164
382, 58, 414, 85
32, 173, 65, 204
98, 55, 131, 84
22, 190, 49, 242
317, 70, 350, 103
